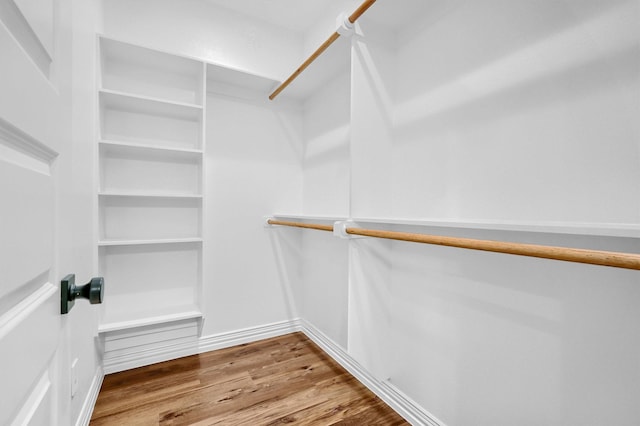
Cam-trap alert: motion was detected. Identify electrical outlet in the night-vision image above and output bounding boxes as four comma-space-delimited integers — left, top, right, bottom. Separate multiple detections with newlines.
71, 358, 79, 398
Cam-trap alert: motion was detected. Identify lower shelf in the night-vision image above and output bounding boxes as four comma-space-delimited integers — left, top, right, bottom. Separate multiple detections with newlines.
98, 241, 202, 330
99, 304, 202, 333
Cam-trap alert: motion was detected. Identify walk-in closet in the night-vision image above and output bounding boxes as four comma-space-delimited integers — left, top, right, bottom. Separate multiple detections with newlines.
1, 0, 638, 425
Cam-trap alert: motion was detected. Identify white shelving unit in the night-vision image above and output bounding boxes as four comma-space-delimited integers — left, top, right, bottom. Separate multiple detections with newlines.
97, 36, 205, 342
97, 36, 283, 373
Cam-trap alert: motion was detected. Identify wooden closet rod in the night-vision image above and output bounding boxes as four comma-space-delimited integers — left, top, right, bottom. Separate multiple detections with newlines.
267, 219, 334, 232
268, 0, 377, 100
268, 219, 640, 270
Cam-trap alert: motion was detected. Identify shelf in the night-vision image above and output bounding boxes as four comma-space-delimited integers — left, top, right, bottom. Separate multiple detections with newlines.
99, 196, 201, 241
271, 214, 640, 239
271, 214, 346, 222
96, 37, 206, 360
206, 62, 279, 101
99, 191, 203, 199
99, 90, 202, 150
99, 139, 202, 154
100, 36, 204, 106
98, 237, 202, 246
99, 143, 202, 195
100, 89, 202, 121
99, 305, 203, 333
352, 217, 640, 239
98, 244, 202, 328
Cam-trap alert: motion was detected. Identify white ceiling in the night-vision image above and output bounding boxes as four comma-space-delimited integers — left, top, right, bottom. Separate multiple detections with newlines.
204, 0, 351, 32
201, 0, 447, 100
204, 0, 439, 33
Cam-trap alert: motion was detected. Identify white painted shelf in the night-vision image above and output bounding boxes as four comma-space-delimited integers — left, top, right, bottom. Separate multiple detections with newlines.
99, 89, 202, 121
98, 191, 203, 199
270, 214, 640, 239
99, 88, 203, 111
99, 139, 203, 155
97, 36, 206, 333
99, 143, 202, 195
100, 36, 204, 106
99, 90, 202, 150
98, 306, 203, 333
98, 237, 203, 246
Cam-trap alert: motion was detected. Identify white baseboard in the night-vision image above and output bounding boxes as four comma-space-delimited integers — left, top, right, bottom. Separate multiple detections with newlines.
198, 319, 300, 354
298, 319, 445, 426
75, 366, 104, 426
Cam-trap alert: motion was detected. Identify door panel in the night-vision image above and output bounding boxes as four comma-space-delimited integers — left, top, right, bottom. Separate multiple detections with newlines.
0, 282, 58, 425
0, 6, 63, 149
0, 123, 60, 425
0, 0, 70, 424
0, 152, 54, 301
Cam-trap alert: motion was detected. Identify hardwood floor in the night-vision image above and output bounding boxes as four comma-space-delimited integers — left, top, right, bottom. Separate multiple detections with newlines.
91, 332, 409, 425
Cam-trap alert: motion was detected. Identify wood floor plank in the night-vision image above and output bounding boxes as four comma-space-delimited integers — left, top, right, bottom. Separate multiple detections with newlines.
91, 332, 408, 425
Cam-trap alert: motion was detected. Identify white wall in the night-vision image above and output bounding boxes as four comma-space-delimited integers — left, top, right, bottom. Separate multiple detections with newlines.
204, 94, 303, 335
296, 70, 352, 349
343, 1, 640, 425
302, 70, 350, 215
101, 0, 301, 80
392, 0, 639, 223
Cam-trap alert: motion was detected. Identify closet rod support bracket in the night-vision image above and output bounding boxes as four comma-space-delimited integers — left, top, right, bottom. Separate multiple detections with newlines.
334, 221, 365, 239
336, 12, 355, 37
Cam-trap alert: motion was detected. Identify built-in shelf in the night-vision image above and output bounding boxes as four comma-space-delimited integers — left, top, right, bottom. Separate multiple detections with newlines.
100, 36, 204, 106
98, 237, 203, 246
99, 143, 202, 195
100, 89, 202, 121
271, 214, 346, 223
271, 214, 640, 239
99, 139, 203, 154
99, 191, 203, 199
98, 305, 203, 333
99, 90, 202, 150
206, 62, 279, 101
99, 195, 201, 241
96, 36, 210, 370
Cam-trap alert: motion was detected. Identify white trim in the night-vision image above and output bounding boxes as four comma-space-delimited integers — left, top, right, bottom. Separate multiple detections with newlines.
0, 282, 56, 340
103, 339, 199, 374
299, 319, 445, 426
74, 366, 103, 426
103, 320, 298, 373
198, 319, 300, 354
10, 372, 50, 426
0, 115, 57, 175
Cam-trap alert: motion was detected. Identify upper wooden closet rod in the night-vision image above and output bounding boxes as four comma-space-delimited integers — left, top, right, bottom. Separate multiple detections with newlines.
268, 0, 377, 100
267, 219, 640, 271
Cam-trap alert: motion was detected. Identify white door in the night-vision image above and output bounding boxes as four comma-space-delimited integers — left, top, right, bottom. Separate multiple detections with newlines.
0, 0, 74, 424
